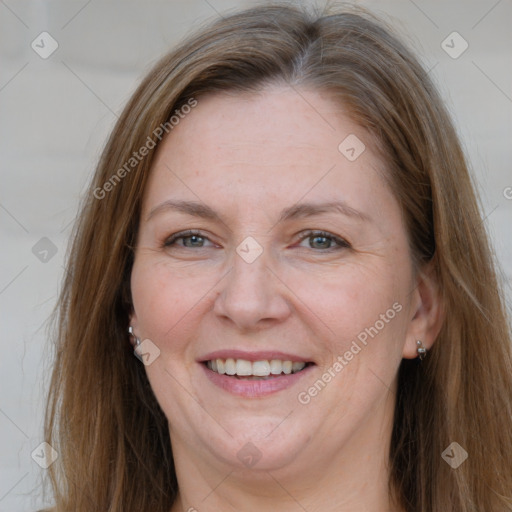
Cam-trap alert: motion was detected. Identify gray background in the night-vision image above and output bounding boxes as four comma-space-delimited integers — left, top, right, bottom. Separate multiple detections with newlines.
1, 0, 511, 510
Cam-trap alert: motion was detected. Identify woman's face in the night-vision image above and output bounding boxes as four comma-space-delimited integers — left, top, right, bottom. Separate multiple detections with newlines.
130, 86, 427, 478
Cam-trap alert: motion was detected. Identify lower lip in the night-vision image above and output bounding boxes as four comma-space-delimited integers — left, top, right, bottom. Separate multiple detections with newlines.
200, 363, 314, 398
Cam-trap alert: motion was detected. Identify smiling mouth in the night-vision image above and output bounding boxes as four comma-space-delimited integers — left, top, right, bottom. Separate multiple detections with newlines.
204, 358, 314, 380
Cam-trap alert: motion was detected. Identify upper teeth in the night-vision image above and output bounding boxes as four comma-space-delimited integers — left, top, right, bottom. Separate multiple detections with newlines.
207, 358, 306, 376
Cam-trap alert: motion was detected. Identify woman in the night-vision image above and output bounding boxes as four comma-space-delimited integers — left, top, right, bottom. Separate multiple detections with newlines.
42, 3, 512, 511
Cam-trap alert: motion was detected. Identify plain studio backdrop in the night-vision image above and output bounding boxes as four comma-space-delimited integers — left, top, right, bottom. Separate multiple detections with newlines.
0, 1, 511, 510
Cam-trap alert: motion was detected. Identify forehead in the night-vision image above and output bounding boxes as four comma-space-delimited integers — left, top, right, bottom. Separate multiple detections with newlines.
161, 87, 363, 164
142, 85, 393, 221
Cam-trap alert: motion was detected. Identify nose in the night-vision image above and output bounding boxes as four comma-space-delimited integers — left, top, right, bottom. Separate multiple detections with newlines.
212, 245, 292, 331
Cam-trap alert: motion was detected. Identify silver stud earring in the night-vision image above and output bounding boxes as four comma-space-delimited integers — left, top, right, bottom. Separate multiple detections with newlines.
128, 326, 141, 348
416, 340, 427, 360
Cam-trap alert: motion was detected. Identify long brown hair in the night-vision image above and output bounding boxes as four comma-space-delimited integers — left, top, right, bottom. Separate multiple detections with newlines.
42, 3, 512, 511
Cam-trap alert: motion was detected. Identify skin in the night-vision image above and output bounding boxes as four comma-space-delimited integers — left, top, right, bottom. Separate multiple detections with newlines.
130, 85, 443, 512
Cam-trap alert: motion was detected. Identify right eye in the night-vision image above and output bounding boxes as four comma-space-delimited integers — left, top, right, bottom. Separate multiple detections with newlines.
163, 230, 215, 249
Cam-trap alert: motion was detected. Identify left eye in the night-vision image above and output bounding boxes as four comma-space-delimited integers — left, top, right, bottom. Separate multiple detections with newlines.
296, 230, 350, 251
164, 230, 213, 248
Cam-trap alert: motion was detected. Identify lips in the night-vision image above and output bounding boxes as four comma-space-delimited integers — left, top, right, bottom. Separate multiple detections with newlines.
198, 350, 315, 397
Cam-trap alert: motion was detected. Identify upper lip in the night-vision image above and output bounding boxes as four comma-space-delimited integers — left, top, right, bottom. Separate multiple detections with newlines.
198, 349, 314, 363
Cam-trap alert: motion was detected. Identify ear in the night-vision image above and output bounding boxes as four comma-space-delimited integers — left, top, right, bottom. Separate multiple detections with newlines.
402, 261, 445, 359
128, 308, 139, 336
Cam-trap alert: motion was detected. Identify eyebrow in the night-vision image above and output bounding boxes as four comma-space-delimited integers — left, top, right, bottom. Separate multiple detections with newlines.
146, 199, 371, 223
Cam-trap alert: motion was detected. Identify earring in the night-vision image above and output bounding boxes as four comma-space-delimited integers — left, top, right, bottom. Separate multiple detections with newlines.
416, 340, 427, 360
128, 326, 141, 348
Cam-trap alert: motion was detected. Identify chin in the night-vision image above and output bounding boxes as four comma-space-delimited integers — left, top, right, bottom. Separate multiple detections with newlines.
199, 416, 314, 472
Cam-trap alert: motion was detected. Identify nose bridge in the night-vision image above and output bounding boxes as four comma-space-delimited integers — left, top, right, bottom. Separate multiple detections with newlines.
213, 239, 291, 329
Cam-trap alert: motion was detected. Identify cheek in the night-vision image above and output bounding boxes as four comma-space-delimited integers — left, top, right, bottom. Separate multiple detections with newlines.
282, 259, 405, 351
130, 258, 207, 345
293, 264, 408, 420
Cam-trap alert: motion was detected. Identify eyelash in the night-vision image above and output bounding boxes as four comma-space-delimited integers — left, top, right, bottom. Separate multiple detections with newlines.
163, 229, 351, 252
